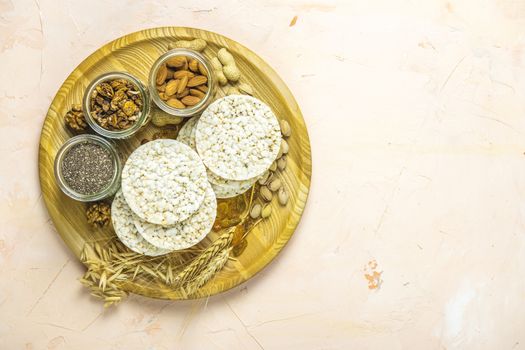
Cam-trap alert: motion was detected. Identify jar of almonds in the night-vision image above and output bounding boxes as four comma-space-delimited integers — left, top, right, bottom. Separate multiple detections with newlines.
149, 49, 215, 118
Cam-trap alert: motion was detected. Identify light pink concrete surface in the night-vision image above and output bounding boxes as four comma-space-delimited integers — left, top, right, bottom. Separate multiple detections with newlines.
2, 0, 525, 349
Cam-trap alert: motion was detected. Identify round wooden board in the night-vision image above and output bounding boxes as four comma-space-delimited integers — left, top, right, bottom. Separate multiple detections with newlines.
38, 27, 312, 300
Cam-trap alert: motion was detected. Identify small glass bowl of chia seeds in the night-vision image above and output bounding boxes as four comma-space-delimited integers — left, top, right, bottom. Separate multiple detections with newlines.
83, 72, 151, 139
54, 134, 122, 202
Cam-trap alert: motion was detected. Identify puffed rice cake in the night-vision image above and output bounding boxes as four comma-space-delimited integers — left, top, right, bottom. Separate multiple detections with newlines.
134, 184, 217, 250
121, 139, 208, 225
195, 95, 281, 181
177, 116, 259, 198
111, 191, 170, 256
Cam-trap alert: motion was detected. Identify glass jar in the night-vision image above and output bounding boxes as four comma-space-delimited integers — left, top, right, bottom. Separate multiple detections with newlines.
83, 72, 150, 139
149, 49, 215, 118
54, 134, 122, 202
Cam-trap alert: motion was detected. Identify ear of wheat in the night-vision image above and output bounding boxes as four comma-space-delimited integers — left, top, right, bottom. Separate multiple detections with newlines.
78, 182, 259, 306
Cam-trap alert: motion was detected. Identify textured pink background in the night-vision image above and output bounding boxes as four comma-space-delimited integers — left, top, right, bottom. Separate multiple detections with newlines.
2, 0, 525, 349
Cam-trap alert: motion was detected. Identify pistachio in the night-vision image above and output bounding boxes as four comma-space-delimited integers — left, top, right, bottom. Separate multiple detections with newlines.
278, 187, 289, 206
280, 119, 291, 137
269, 161, 277, 172
260, 186, 273, 202
258, 171, 271, 185
261, 204, 272, 218
281, 139, 289, 155
237, 82, 254, 95
267, 172, 278, 185
277, 156, 287, 171
269, 178, 282, 192
250, 203, 262, 219
226, 86, 240, 95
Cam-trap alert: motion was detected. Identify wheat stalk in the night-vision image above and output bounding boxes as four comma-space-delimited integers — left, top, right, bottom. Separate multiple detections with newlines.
182, 248, 231, 297
173, 227, 235, 287
78, 185, 262, 306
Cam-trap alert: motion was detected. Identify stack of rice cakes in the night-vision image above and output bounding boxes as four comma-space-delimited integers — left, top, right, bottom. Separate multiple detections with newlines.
112, 95, 282, 256
178, 95, 282, 198
112, 139, 217, 256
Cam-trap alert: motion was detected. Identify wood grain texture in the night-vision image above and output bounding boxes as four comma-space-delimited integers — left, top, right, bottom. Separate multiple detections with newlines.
38, 27, 311, 300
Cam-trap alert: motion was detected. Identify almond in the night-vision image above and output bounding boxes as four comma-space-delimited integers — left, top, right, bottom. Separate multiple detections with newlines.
187, 75, 207, 87
196, 85, 208, 93
181, 95, 201, 106
166, 98, 185, 109
173, 70, 194, 79
156, 64, 168, 85
177, 75, 188, 94
165, 79, 179, 96
189, 59, 199, 72
156, 83, 166, 92
189, 89, 205, 98
176, 88, 189, 99
166, 56, 186, 68
198, 63, 208, 76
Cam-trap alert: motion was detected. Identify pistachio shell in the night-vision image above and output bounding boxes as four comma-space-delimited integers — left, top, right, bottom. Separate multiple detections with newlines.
250, 204, 262, 219
267, 172, 278, 185
269, 178, 282, 192
277, 156, 287, 171
269, 161, 277, 172
260, 186, 273, 202
258, 171, 271, 185
278, 187, 289, 206
238, 82, 253, 95
280, 119, 291, 137
261, 204, 272, 218
281, 139, 289, 155
226, 87, 240, 95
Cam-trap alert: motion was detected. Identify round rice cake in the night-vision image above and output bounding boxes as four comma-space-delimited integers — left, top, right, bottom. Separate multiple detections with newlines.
195, 95, 282, 181
134, 184, 217, 250
121, 139, 208, 225
207, 170, 257, 198
177, 116, 257, 198
111, 191, 170, 256
177, 116, 199, 149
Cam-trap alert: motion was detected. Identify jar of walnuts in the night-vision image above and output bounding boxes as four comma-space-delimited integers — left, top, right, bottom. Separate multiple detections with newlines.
82, 72, 151, 139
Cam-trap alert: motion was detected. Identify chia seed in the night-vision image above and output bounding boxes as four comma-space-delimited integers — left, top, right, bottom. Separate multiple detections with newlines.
61, 141, 115, 195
